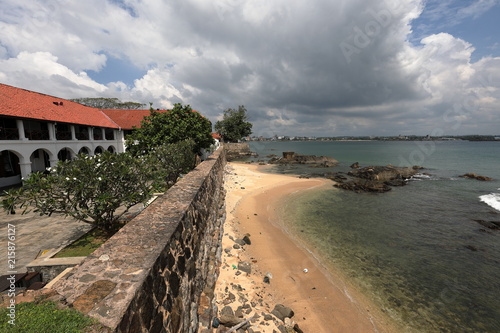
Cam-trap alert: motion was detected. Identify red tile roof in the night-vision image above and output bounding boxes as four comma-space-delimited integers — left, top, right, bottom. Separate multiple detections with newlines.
0, 83, 206, 131
0, 83, 119, 128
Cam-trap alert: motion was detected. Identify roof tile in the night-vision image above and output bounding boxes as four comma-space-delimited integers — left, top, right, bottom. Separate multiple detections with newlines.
0, 83, 119, 128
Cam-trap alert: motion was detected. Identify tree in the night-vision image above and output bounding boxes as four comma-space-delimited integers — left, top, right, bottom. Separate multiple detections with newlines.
70, 97, 145, 109
214, 106, 252, 142
1, 143, 196, 231
2, 152, 151, 231
145, 139, 196, 192
126, 103, 214, 156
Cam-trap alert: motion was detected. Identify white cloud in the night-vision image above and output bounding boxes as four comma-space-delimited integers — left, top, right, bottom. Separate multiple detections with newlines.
457, 0, 497, 20
0, 51, 107, 96
0, 0, 499, 136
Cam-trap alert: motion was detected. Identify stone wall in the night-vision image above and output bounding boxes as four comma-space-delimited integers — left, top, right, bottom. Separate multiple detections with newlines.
27, 257, 85, 282
224, 142, 254, 161
53, 147, 226, 332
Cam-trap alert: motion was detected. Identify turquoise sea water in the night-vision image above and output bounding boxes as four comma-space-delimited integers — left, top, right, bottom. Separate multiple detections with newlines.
249, 141, 500, 332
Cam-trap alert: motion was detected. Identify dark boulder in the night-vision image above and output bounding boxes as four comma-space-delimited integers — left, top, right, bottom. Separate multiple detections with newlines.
242, 234, 251, 245
459, 173, 493, 181
269, 152, 338, 167
334, 181, 392, 193
473, 219, 500, 230
348, 165, 418, 181
332, 165, 420, 193
294, 323, 305, 333
219, 314, 243, 327
271, 304, 294, 321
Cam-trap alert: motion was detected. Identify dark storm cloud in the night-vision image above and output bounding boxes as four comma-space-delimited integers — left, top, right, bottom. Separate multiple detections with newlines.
1, 0, 499, 136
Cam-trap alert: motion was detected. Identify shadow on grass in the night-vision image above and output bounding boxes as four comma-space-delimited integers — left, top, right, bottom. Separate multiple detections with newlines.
53, 220, 128, 258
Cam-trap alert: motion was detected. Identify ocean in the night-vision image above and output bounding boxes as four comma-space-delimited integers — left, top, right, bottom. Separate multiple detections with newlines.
248, 140, 500, 332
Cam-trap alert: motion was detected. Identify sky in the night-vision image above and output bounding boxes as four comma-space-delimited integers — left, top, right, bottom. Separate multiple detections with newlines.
1, 0, 499, 137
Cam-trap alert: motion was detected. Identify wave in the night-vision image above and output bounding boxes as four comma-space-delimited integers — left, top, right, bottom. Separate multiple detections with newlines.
409, 173, 438, 181
479, 193, 500, 212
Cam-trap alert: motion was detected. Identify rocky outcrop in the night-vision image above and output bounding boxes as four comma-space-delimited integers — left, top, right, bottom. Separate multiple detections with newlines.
347, 165, 418, 181
269, 152, 338, 167
332, 165, 422, 193
350, 162, 360, 169
459, 173, 493, 181
473, 219, 500, 230
334, 180, 392, 193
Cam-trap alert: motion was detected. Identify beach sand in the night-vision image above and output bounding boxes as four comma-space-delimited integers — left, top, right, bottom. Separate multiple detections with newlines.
213, 162, 397, 332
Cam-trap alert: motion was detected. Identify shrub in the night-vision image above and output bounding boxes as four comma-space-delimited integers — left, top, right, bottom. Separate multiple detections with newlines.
2, 151, 151, 231
2, 142, 198, 232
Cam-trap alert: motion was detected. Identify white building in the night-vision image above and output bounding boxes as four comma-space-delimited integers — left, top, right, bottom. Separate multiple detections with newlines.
0, 83, 155, 188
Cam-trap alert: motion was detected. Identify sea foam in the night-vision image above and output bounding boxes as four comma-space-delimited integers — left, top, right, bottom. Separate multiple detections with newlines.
480, 193, 500, 212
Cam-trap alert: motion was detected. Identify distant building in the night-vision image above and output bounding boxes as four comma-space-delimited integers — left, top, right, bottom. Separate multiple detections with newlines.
0, 83, 171, 188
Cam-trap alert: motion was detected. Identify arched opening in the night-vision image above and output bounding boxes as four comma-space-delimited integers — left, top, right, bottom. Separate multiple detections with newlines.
78, 147, 90, 155
57, 148, 73, 161
107, 146, 116, 153
0, 150, 21, 188
30, 149, 50, 173
94, 146, 104, 155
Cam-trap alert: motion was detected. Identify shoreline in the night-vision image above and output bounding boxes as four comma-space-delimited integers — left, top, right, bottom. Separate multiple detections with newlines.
213, 162, 398, 332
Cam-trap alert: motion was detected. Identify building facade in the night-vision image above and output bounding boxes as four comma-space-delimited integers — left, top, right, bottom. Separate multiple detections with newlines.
0, 84, 150, 188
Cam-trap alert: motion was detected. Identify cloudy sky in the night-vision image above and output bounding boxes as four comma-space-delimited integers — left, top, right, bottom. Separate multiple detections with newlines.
1, 0, 499, 137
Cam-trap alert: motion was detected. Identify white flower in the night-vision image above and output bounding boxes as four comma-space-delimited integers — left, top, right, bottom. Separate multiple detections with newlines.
73, 177, 77, 180
98, 177, 102, 181
65, 177, 70, 181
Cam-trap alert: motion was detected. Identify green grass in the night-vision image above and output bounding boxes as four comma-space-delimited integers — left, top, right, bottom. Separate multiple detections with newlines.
0, 301, 96, 333
53, 228, 110, 258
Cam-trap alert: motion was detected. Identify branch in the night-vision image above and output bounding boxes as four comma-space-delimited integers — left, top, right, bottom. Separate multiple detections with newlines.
226, 316, 255, 333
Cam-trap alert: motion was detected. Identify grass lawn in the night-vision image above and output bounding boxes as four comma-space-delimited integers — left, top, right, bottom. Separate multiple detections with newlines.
0, 301, 99, 333
53, 228, 112, 258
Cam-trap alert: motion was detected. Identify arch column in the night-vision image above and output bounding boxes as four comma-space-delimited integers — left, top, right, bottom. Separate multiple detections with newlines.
48, 123, 56, 141
16, 119, 27, 141
49, 158, 59, 167
117, 130, 125, 153
18, 161, 32, 180
71, 125, 76, 140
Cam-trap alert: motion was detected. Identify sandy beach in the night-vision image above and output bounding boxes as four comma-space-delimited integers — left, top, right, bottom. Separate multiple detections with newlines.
213, 162, 397, 332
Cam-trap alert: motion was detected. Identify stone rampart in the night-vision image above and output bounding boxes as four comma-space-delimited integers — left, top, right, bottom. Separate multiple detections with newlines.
224, 142, 254, 160
53, 147, 226, 332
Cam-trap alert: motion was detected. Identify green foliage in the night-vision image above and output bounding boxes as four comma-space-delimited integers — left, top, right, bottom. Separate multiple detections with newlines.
54, 227, 111, 257
145, 139, 196, 192
3, 152, 151, 231
126, 103, 214, 156
2, 142, 197, 231
70, 97, 145, 109
214, 105, 252, 142
0, 301, 96, 333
